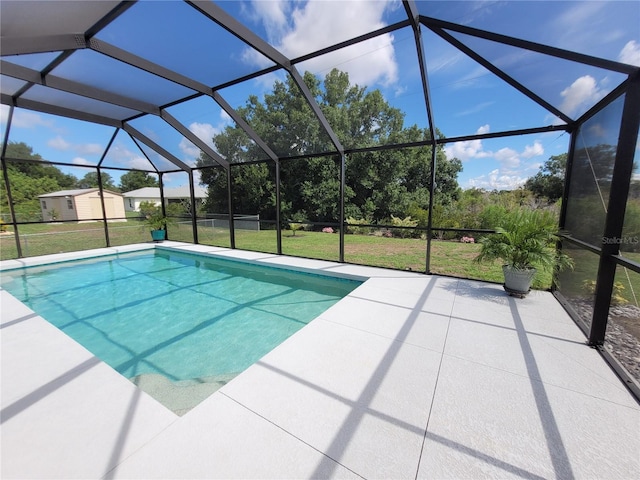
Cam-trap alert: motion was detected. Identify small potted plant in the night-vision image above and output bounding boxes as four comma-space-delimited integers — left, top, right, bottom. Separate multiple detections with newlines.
144, 211, 172, 242
475, 208, 573, 297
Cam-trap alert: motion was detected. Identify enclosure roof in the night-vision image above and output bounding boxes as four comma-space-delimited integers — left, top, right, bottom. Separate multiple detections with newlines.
1, 1, 639, 174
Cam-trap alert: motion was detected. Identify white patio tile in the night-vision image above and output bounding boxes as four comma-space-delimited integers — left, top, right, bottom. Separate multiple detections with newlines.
111, 393, 361, 479
353, 277, 458, 317
1, 291, 105, 405
1, 293, 176, 480
2, 365, 177, 479
2, 244, 638, 480
417, 355, 640, 479
319, 294, 450, 352
443, 313, 638, 408
221, 318, 441, 479
450, 293, 520, 327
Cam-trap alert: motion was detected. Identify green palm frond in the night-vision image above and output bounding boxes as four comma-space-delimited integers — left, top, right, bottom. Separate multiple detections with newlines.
475, 209, 573, 273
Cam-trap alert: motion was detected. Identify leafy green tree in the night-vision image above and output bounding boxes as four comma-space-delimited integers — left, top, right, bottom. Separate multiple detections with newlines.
119, 170, 158, 192
2, 142, 77, 188
1, 142, 78, 221
525, 154, 567, 201
78, 171, 118, 191
197, 69, 461, 224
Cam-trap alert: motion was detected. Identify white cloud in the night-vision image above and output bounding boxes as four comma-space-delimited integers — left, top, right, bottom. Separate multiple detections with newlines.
76, 143, 103, 155
71, 157, 92, 166
188, 122, 219, 150
178, 112, 232, 161
446, 126, 545, 191
220, 110, 232, 123
249, 0, 289, 37
553, 1, 606, 34
241, 46, 274, 70
444, 138, 485, 162
522, 140, 544, 159
47, 135, 104, 157
192, 169, 202, 187
9, 110, 55, 129
245, 0, 398, 88
559, 75, 606, 117
476, 124, 490, 135
179, 138, 200, 161
107, 142, 152, 170
467, 169, 527, 190
586, 122, 607, 139
443, 125, 490, 161
494, 147, 520, 169
619, 40, 640, 66
47, 136, 71, 150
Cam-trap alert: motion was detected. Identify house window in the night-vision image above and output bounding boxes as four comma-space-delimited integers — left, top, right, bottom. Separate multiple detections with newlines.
129, 199, 133, 208
67, 199, 73, 209
42, 200, 47, 209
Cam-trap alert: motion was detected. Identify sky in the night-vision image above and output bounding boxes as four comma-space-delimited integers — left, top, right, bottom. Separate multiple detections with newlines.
1, 0, 639, 191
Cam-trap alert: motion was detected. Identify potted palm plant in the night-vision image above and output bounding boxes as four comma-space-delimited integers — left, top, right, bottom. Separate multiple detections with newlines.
475, 208, 573, 297
144, 211, 172, 242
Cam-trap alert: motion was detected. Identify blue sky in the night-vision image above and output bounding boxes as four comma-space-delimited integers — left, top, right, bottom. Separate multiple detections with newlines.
1, 0, 639, 191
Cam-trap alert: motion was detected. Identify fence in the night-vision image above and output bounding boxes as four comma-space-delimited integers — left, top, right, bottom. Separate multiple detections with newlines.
194, 214, 260, 231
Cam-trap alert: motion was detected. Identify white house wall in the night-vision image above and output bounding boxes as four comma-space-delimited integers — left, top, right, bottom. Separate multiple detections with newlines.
124, 197, 160, 212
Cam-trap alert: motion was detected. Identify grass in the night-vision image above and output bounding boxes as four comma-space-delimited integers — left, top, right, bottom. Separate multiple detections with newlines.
2, 222, 638, 302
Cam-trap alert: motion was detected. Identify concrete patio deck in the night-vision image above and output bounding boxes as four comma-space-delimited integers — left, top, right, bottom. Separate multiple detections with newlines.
1, 243, 638, 479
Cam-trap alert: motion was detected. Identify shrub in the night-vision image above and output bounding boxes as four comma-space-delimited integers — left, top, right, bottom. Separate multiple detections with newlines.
582, 279, 628, 305
139, 201, 159, 218
346, 217, 372, 235
389, 215, 418, 238
322, 227, 334, 233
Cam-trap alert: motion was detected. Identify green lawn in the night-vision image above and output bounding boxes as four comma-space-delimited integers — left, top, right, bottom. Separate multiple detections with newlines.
2, 222, 638, 302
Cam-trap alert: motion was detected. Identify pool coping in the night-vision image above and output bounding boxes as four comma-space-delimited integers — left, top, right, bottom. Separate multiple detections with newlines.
2, 242, 639, 479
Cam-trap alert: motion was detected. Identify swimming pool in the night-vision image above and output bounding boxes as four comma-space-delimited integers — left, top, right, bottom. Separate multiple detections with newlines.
1, 248, 361, 413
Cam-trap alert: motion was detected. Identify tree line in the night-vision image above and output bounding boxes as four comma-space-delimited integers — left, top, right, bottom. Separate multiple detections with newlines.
197, 69, 462, 225
2, 68, 637, 246
0, 141, 158, 220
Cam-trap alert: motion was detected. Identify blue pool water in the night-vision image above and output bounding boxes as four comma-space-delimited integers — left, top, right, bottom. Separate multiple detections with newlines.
2, 250, 361, 383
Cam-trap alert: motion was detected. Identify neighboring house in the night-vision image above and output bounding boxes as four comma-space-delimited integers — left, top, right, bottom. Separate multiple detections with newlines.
122, 186, 207, 212
39, 189, 126, 222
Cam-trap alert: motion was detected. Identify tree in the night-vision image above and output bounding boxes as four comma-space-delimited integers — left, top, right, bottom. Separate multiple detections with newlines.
1, 142, 78, 221
197, 69, 461, 224
78, 171, 118, 191
119, 170, 158, 192
525, 153, 567, 201
2, 142, 77, 188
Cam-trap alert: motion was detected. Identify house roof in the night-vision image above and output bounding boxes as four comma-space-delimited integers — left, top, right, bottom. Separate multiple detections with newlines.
122, 186, 207, 199
38, 188, 123, 198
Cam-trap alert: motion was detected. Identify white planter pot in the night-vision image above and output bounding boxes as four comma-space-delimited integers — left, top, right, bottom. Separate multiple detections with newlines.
502, 265, 536, 297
